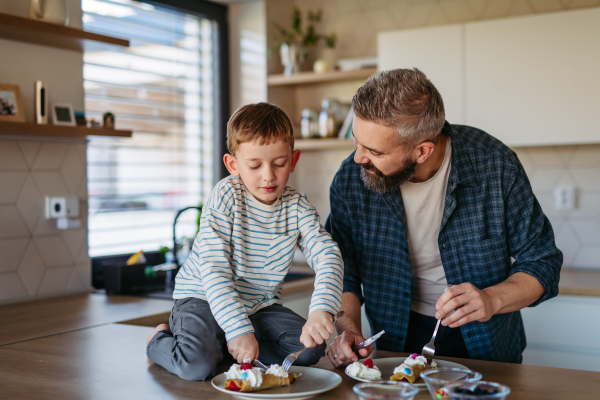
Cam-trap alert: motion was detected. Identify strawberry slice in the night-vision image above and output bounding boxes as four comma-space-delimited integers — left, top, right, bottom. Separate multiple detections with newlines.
240, 363, 252, 370
362, 359, 374, 368
227, 381, 240, 391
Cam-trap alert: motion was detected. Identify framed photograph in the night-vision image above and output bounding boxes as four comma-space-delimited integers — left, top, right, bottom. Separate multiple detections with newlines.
52, 103, 76, 126
0, 84, 26, 122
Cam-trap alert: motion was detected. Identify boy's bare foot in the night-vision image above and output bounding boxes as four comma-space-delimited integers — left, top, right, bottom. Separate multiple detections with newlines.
146, 323, 170, 346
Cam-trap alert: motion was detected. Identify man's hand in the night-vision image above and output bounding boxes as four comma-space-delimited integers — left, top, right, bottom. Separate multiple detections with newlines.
435, 283, 498, 328
227, 332, 259, 363
327, 330, 373, 368
300, 310, 335, 348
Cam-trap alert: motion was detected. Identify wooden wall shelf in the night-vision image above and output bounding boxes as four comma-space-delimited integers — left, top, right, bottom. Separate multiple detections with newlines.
0, 12, 129, 51
268, 68, 377, 87
0, 121, 132, 138
294, 138, 355, 151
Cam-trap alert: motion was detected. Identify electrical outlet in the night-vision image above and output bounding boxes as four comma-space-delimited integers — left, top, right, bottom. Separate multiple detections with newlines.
45, 197, 67, 219
45, 197, 79, 219
554, 186, 576, 210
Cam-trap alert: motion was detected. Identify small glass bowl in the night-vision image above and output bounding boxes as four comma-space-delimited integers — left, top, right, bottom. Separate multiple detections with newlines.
353, 381, 420, 400
421, 368, 483, 400
443, 381, 511, 400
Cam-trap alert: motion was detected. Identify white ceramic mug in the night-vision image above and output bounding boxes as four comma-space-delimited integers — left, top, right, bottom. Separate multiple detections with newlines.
29, 0, 69, 26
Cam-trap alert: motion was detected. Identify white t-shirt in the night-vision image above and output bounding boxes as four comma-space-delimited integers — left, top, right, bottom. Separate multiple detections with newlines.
400, 137, 452, 317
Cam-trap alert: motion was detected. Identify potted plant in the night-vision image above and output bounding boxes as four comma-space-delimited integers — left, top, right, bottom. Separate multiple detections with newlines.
271, 7, 336, 75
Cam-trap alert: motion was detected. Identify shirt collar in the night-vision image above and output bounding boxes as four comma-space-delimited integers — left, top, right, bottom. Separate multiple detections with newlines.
443, 121, 478, 188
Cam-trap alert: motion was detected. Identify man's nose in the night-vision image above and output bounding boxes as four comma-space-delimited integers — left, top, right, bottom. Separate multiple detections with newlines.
354, 145, 369, 164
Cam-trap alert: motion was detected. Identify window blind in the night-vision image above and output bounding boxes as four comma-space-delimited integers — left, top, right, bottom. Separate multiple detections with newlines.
83, 0, 215, 257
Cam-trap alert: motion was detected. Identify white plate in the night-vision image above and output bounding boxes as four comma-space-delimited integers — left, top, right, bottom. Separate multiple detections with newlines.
211, 366, 342, 400
345, 358, 467, 387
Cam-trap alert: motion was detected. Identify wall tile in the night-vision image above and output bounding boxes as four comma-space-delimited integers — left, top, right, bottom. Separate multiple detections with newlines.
18, 242, 45, 296
0, 205, 29, 239
16, 176, 45, 234
0, 273, 28, 303
75, 261, 91, 289
529, 168, 562, 192
569, 146, 600, 165
528, 147, 564, 166
0, 141, 28, 170
554, 223, 580, 265
18, 141, 41, 167
569, 167, 600, 191
0, 172, 27, 203
0, 238, 29, 273
403, 2, 437, 28
37, 267, 73, 296
508, 0, 536, 15
34, 236, 73, 267
61, 229, 87, 261
60, 145, 85, 196
32, 142, 69, 170
570, 220, 600, 244
32, 171, 69, 197
567, 0, 600, 9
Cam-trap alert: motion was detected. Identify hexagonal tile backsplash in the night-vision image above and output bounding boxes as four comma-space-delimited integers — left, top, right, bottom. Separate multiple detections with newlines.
0, 139, 91, 305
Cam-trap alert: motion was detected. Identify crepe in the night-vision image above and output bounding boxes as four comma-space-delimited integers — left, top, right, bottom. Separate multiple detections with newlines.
225, 373, 296, 392
390, 353, 433, 383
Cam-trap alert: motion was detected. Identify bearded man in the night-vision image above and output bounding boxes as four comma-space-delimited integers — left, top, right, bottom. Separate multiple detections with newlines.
325, 68, 562, 365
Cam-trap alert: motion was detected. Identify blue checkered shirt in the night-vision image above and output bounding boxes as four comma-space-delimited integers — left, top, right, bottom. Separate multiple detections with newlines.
325, 122, 563, 363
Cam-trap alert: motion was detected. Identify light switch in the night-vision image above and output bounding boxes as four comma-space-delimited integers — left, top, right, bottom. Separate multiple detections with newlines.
554, 186, 576, 210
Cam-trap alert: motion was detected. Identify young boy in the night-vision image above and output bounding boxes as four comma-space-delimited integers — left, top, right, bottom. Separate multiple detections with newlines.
146, 102, 344, 381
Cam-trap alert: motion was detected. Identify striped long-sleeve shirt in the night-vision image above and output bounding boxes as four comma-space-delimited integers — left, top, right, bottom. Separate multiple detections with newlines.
173, 176, 344, 341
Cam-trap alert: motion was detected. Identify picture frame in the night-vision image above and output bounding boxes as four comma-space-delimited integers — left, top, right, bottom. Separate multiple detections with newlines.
51, 103, 76, 126
0, 84, 26, 122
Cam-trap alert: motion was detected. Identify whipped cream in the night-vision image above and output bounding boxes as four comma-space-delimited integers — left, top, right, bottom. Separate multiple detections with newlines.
346, 362, 382, 380
265, 364, 288, 378
393, 355, 437, 376
226, 364, 263, 387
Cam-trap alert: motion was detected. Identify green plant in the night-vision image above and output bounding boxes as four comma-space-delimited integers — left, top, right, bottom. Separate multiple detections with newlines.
270, 7, 336, 49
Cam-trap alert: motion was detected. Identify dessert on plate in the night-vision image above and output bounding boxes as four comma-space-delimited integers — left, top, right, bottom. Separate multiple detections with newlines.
345, 359, 382, 380
390, 353, 437, 383
224, 363, 297, 392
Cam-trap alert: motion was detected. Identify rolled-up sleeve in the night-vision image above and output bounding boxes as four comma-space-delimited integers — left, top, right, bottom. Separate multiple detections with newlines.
504, 162, 563, 306
325, 179, 364, 304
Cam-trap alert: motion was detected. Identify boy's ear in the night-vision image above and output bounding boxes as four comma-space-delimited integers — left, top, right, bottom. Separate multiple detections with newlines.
223, 153, 240, 176
289, 149, 301, 173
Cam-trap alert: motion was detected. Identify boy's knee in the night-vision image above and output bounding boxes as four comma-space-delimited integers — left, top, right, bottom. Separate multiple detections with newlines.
295, 342, 326, 366
177, 359, 217, 381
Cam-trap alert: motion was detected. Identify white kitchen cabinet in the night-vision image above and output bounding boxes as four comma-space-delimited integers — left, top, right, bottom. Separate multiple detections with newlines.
465, 9, 600, 147
521, 295, 600, 372
377, 8, 600, 147
378, 24, 464, 125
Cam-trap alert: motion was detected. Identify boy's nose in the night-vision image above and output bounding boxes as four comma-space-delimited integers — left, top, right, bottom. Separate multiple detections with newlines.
263, 167, 276, 181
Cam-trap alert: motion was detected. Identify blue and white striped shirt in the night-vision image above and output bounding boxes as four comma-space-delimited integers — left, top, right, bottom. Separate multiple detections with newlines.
173, 176, 344, 341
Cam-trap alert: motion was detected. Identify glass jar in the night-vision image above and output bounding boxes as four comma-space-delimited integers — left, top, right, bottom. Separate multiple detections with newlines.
319, 98, 339, 137
300, 108, 318, 138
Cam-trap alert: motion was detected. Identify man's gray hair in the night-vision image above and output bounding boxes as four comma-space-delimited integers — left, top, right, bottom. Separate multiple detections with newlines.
352, 68, 445, 146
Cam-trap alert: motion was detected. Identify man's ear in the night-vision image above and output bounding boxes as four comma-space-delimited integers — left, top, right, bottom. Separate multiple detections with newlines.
416, 141, 436, 164
223, 153, 239, 176
289, 149, 301, 173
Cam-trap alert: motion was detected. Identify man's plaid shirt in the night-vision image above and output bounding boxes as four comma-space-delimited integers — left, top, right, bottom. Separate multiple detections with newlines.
325, 122, 563, 363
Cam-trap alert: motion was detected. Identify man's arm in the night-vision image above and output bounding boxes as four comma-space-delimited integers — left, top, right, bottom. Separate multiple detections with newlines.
436, 156, 562, 327
435, 272, 544, 327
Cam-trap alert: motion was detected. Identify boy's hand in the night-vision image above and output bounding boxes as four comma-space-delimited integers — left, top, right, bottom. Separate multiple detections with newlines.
227, 332, 259, 363
300, 311, 335, 348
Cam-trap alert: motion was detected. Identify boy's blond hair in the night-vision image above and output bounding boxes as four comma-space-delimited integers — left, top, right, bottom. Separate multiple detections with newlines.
226, 102, 294, 155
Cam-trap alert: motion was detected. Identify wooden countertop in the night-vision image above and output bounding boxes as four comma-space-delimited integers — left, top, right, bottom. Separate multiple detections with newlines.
0, 293, 173, 345
559, 268, 600, 297
0, 323, 597, 400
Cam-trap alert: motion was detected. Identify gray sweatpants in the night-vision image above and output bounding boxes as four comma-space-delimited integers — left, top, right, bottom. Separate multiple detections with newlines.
146, 298, 326, 381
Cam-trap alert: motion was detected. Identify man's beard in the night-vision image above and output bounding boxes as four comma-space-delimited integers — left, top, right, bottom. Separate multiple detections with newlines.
359, 158, 417, 194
